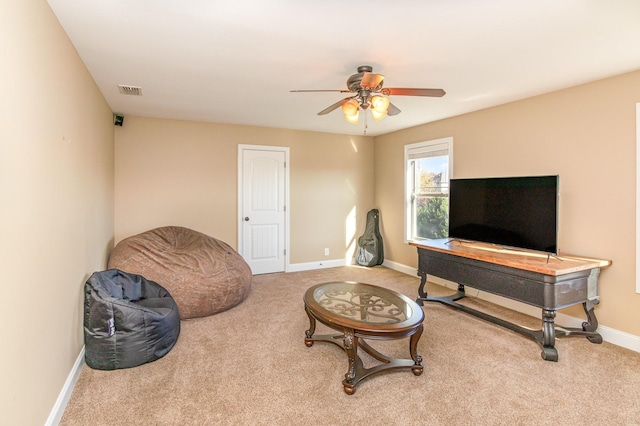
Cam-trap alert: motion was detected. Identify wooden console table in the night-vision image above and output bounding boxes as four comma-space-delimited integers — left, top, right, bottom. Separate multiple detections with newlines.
410, 239, 611, 361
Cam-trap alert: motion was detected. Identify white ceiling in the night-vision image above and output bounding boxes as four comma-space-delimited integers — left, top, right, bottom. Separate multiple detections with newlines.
47, 0, 640, 137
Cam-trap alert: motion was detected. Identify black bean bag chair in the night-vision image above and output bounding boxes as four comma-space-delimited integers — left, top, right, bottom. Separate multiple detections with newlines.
84, 269, 180, 370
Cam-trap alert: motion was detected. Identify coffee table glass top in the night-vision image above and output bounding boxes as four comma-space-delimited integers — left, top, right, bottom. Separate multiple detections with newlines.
307, 281, 420, 326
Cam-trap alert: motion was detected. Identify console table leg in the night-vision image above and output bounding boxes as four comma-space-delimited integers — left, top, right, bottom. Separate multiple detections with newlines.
416, 271, 428, 306
540, 309, 558, 361
582, 300, 603, 343
416, 269, 466, 306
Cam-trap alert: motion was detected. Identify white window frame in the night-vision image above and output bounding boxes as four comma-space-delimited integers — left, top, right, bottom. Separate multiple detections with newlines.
404, 137, 454, 243
636, 103, 639, 293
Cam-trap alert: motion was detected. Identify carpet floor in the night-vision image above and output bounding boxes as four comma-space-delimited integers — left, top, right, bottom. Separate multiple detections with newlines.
60, 266, 640, 425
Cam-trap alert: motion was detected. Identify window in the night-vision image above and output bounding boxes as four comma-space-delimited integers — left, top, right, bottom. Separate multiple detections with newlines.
404, 137, 453, 242
637, 103, 639, 293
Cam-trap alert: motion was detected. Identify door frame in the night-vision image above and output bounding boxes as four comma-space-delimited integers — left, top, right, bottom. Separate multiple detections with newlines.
237, 144, 290, 273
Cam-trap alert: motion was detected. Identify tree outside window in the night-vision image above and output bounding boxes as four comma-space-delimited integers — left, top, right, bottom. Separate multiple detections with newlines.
414, 166, 448, 238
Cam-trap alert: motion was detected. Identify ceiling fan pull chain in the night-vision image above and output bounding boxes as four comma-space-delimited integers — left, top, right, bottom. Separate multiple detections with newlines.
363, 109, 368, 135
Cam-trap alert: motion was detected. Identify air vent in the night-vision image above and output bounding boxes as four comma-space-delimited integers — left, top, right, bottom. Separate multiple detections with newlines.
118, 85, 143, 96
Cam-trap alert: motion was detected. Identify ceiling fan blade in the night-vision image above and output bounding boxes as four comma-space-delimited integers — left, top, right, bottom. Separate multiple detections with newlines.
290, 89, 350, 93
384, 88, 446, 97
360, 72, 384, 90
387, 102, 401, 116
317, 97, 354, 115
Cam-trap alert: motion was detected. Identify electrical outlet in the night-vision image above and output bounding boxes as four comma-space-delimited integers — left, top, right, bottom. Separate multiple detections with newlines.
324, 248, 329, 256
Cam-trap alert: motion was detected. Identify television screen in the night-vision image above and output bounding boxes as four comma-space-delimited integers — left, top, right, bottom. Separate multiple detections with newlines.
448, 175, 559, 254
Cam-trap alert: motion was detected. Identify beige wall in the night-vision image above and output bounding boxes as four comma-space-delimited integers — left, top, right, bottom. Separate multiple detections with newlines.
0, 2, 114, 425
114, 117, 375, 264
375, 70, 640, 336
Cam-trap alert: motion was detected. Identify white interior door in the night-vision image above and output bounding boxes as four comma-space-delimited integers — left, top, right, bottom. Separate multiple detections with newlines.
239, 146, 287, 274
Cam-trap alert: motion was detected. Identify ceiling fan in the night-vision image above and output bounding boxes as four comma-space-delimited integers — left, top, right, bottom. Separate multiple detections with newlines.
290, 65, 445, 125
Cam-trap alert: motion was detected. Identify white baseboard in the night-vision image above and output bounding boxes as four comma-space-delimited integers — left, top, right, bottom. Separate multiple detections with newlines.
287, 258, 351, 272
597, 325, 640, 352
382, 260, 640, 354
382, 259, 420, 277
45, 346, 85, 426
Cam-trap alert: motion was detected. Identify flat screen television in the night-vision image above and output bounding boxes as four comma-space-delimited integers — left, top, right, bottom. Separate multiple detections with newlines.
448, 175, 559, 255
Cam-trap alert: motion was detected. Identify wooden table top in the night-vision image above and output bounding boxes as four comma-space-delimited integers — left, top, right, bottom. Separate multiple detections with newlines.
409, 239, 611, 276
303, 281, 424, 334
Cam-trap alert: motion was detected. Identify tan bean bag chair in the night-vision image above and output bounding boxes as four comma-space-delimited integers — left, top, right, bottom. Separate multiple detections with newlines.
108, 226, 252, 319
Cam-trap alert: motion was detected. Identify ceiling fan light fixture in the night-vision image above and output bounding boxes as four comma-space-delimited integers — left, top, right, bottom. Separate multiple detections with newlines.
371, 95, 390, 121
371, 109, 387, 121
344, 109, 359, 124
371, 95, 390, 113
341, 99, 359, 116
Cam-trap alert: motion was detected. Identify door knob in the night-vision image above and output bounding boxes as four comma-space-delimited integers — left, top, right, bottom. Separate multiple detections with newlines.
244, 217, 250, 221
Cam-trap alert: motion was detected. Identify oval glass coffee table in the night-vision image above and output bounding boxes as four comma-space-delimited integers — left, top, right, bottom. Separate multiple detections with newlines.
303, 281, 424, 394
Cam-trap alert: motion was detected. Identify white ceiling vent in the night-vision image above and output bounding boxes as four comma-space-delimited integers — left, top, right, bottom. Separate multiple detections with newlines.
118, 85, 143, 96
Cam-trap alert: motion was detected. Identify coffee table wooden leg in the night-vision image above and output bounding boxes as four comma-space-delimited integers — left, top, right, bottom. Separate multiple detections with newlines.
342, 328, 357, 395
410, 324, 424, 376
304, 307, 316, 347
